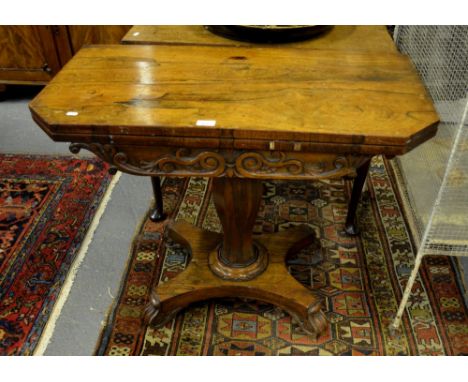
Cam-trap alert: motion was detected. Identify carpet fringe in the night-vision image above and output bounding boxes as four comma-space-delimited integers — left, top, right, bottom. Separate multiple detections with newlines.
33, 171, 122, 356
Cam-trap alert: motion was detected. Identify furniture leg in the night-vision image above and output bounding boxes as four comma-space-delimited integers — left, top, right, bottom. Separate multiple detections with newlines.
209, 177, 267, 279
149, 176, 166, 222
345, 158, 372, 236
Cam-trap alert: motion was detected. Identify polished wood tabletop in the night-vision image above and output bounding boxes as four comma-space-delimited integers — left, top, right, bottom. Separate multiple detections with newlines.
30, 43, 438, 155
29, 27, 439, 338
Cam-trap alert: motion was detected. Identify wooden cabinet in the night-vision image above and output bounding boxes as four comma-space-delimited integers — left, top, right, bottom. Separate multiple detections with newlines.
67, 26, 131, 52
0, 25, 131, 86
0, 26, 61, 84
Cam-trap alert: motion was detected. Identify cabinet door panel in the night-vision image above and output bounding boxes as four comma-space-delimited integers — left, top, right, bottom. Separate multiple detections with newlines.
0, 25, 131, 85
0, 26, 60, 83
68, 26, 131, 54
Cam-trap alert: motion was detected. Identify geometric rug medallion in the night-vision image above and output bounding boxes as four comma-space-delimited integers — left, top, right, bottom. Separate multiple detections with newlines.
96, 156, 468, 355
0, 154, 111, 355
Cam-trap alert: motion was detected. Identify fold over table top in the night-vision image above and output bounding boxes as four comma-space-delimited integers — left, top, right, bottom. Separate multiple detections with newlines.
30, 43, 439, 155
122, 25, 398, 52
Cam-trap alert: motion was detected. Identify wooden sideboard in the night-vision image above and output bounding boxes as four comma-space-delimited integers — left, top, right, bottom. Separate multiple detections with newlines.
0, 26, 131, 88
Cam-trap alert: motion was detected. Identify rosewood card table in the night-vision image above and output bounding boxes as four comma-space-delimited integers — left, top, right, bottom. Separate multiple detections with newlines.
29, 29, 438, 338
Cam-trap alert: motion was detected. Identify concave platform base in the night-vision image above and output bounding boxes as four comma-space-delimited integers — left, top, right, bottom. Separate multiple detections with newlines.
144, 220, 328, 339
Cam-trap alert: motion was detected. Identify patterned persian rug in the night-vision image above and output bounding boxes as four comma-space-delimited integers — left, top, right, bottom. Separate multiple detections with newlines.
0, 154, 111, 355
96, 156, 467, 356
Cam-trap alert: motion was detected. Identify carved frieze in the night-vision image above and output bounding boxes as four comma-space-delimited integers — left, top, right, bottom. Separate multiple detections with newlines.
139, 148, 226, 177
69, 143, 369, 180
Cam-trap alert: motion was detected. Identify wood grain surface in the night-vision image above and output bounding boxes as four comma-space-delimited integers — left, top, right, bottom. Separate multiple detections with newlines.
68, 26, 132, 53
30, 43, 438, 154
145, 220, 327, 338
0, 26, 61, 83
122, 25, 398, 53
0, 26, 131, 85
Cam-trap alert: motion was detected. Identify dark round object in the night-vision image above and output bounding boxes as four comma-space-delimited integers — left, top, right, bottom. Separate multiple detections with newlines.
205, 25, 332, 44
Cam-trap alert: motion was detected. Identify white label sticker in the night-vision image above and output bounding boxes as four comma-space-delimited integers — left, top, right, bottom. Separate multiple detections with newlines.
66, 111, 79, 116
196, 120, 216, 127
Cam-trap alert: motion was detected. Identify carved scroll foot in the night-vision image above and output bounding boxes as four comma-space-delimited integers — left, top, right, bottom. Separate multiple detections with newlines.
143, 291, 182, 327
143, 221, 328, 339
304, 302, 328, 339
143, 291, 161, 324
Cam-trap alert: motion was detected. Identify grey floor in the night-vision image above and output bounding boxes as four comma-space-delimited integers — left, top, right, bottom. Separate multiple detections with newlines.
1, 86, 467, 355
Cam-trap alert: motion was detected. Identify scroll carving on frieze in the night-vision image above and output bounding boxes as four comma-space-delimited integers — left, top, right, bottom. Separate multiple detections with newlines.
69, 142, 119, 174
69, 142, 116, 162
139, 148, 226, 177
69, 142, 369, 180
235, 152, 303, 177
